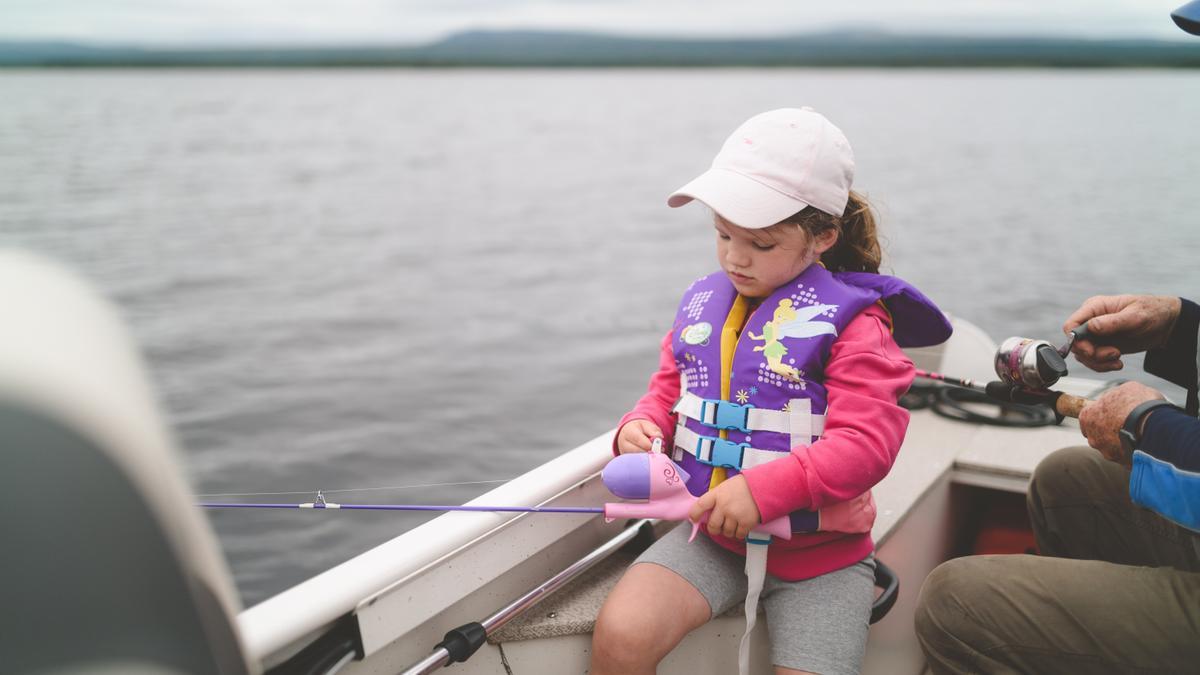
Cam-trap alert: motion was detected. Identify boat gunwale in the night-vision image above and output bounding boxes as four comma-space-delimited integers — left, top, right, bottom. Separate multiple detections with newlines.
238, 431, 615, 661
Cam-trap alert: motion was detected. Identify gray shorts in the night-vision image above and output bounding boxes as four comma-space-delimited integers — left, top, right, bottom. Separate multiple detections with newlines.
635, 523, 876, 675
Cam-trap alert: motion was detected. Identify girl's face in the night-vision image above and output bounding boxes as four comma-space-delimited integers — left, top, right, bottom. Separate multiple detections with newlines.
714, 216, 837, 299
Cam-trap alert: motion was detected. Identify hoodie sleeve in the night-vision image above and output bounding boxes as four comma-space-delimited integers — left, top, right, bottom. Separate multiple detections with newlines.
612, 330, 680, 456
741, 304, 915, 520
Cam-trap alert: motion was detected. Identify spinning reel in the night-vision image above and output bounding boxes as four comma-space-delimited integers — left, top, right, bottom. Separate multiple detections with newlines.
994, 324, 1095, 390
915, 325, 1098, 423
986, 325, 1097, 419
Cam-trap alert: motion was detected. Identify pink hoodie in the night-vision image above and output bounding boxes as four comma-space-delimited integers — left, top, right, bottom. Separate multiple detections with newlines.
615, 303, 914, 580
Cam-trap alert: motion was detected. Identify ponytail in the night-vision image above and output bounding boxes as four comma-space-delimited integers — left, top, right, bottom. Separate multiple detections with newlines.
785, 190, 882, 274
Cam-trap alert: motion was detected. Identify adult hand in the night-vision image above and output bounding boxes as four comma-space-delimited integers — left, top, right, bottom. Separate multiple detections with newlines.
1063, 295, 1181, 372
615, 419, 663, 454
1077, 381, 1165, 466
689, 474, 761, 540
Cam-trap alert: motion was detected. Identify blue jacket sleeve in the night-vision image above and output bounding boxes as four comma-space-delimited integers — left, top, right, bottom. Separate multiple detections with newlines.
1130, 450, 1200, 533
1131, 298, 1200, 527
1140, 407, 1200, 472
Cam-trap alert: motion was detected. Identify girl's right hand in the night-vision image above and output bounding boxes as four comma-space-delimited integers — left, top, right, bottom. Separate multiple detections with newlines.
616, 419, 663, 454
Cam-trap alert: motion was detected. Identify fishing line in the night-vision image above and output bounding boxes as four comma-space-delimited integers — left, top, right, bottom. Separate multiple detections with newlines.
195, 478, 516, 499
199, 500, 604, 514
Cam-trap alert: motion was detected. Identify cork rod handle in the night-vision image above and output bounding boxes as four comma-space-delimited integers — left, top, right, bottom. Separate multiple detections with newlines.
1056, 393, 1089, 419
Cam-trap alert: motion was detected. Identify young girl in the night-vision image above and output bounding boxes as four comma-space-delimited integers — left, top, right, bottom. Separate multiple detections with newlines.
590, 109, 951, 675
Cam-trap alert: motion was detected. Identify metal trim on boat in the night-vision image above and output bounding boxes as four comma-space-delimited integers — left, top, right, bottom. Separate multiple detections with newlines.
401, 519, 655, 674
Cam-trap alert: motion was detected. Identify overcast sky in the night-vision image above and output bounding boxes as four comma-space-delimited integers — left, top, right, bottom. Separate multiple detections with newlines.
0, 0, 1193, 46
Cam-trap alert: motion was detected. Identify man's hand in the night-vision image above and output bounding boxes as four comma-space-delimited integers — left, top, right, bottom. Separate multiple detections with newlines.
1064, 295, 1181, 372
616, 419, 663, 454
688, 475, 761, 540
1077, 382, 1165, 466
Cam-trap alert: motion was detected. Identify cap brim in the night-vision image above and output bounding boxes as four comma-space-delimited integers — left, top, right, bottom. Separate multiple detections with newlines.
1173, 0, 1200, 35
667, 168, 809, 229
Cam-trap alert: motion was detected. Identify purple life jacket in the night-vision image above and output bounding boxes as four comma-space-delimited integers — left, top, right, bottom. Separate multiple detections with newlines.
669, 263, 951, 531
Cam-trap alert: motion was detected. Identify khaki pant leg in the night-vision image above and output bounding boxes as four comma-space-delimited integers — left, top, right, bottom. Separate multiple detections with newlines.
916, 446, 1200, 674
1028, 446, 1200, 570
915, 553, 1200, 675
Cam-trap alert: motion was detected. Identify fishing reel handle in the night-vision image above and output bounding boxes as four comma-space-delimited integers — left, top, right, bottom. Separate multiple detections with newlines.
1069, 323, 1097, 346
984, 381, 1089, 420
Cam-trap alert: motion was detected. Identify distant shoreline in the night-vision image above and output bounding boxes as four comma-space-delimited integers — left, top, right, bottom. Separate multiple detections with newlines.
3, 29, 1198, 68
4, 63, 1200, 69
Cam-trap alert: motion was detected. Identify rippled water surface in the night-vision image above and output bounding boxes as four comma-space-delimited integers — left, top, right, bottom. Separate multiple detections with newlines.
2, 68, 1198, 605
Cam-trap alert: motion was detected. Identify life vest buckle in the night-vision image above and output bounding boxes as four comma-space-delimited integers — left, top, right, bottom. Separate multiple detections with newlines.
694, 435, 749, 469
698, 398, 755, 434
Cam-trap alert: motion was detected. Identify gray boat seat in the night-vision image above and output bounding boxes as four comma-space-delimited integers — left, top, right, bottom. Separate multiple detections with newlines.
0, 251, 253, 674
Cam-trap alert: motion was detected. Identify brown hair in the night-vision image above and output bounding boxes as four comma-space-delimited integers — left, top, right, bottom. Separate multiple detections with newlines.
782, 190, 882, 273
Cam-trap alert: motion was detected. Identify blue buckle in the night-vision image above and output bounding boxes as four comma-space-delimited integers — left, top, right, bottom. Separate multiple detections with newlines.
695, 435, 748, 469
699, 399, 754, 434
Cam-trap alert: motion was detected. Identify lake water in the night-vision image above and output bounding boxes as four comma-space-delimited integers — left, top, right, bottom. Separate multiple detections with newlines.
1, 68, 1198, 607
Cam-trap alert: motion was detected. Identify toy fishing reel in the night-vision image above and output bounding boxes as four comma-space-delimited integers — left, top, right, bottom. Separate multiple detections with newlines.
994, 324, 1095, 389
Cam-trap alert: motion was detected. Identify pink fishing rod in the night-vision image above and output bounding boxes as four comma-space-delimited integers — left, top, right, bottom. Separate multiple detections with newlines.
914, 369, 985, 391
200, 451, 794, 540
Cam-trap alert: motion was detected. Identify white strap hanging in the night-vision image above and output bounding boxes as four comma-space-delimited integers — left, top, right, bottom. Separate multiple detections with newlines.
738, 533, 770, 675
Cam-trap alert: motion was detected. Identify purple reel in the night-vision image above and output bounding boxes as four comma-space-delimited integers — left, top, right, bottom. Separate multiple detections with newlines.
602, 452, 691, 500
602, 453, 651, 499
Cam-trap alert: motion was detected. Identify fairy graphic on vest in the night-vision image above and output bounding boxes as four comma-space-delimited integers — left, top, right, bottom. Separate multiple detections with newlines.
749, 298, 839, 382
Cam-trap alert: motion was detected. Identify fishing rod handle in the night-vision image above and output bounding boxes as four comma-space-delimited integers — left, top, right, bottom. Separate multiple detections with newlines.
1056, 393, 1089, 419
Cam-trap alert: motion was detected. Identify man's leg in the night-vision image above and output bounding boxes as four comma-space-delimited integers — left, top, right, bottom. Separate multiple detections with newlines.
916, 446, 1200, 673
915, 553, 1200, 674
1029, 446, 1200, 569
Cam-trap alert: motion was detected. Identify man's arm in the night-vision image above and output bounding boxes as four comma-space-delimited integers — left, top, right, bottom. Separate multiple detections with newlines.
1130, 409, 1200, 532
1125, 372, 1200, 530
1140, 406, 1200, 471
1144, 299, 1200, 391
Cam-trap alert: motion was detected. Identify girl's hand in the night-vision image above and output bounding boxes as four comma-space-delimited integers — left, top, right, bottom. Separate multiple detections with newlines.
616, 419, 663, 454
689, 475, 761, 540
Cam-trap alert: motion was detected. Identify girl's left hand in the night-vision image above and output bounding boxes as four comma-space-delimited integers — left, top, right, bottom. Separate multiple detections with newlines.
689, 475, 762, 540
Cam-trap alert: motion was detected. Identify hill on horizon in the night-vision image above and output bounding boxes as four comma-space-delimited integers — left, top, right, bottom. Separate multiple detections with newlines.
1, 29, 1199, 67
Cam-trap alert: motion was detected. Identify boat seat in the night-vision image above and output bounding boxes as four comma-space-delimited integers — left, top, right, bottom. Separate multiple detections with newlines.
490, 537, 899, 644
1, 404, 250, 674
0, 251, 252, 674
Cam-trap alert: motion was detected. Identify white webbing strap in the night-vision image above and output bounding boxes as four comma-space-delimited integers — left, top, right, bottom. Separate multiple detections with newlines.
673, 391, 825, 437
788, 398, 812, 449
673, 424, 785, 470
738, 535, 770, 675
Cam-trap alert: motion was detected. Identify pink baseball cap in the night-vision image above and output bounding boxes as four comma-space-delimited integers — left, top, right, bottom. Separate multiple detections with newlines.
667, 108, 855, 229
